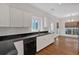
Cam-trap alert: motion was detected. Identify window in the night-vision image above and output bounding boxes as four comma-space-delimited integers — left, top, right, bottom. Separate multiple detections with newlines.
65, 28, 79, 35
48, 23, 54, 33
32, 17, 40, 32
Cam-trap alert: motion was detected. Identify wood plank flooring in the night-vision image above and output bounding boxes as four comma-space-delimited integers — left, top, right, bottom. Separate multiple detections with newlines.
36, 36, 79, 55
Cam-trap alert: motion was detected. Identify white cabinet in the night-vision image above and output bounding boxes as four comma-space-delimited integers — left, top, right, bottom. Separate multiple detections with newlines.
10, 7, 24, 27
24, 11, 32, 27
0, 4, 10, 27
36, 34, 55, 52
14, 40, 24, 55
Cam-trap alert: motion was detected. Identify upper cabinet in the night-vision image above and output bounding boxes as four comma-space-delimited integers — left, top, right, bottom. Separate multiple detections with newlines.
10, 7, 24, 27
65, 21, 79, 28
0, 4, 10, 27
0, 4, 45, 28
24, 11, 32, 27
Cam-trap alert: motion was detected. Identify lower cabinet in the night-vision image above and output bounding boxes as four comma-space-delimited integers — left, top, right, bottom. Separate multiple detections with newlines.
14, 34, 55, 55
36, 34, 55, 52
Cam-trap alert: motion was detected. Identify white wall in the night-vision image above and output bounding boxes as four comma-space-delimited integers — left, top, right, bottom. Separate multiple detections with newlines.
59, 18, 65, 35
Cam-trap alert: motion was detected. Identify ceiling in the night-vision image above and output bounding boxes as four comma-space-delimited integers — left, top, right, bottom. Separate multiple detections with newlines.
30, 3, 79, 17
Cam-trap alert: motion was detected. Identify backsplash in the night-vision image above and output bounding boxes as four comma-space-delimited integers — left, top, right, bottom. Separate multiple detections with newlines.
0, 27, 31, 36
0, 27, 48, 36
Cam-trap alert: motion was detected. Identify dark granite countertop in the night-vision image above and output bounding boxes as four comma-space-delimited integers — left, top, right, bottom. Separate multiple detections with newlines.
10, 33, 49, 42
0, 31, 49, 42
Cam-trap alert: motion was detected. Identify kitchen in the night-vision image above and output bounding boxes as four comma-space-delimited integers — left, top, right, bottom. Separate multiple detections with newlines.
0, 3, 79, 55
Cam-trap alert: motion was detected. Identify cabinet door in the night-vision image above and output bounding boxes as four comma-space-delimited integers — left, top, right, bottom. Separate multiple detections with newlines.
36, 36, 47, 52
14, 40, 24, 55
10, 7, 24, 27
24, 12, 32, 27
44, 34, 55, 45
36, 34, 55, 52
0, 4, 10, 27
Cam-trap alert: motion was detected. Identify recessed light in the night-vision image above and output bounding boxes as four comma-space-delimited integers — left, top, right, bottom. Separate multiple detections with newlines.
51, 8, 55, 11
58, 3, 62, 6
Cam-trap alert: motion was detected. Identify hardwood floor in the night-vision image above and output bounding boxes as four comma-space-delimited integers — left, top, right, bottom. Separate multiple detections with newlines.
36, 36, 79, 55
